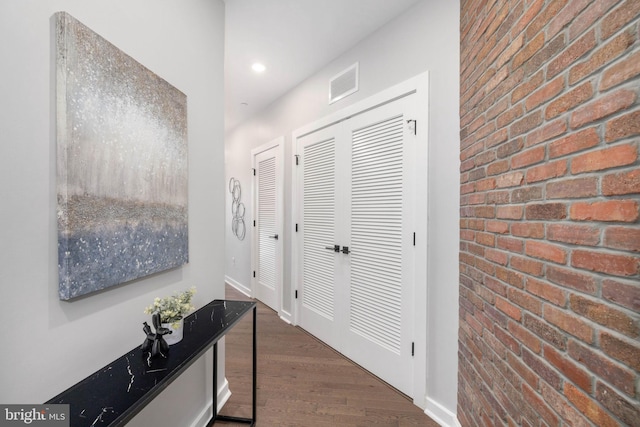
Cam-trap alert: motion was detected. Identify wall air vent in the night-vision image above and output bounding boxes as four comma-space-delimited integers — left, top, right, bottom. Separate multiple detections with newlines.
329, 62, 359, 104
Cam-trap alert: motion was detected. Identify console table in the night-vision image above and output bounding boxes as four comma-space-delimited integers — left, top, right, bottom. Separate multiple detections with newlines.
47, 299, 257, 427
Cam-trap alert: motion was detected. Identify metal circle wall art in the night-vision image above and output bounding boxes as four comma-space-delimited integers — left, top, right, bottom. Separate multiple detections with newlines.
229, 178, 246, 240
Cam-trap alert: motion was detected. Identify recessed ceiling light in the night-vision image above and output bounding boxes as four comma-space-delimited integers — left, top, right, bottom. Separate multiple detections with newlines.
251, 63, 266, 73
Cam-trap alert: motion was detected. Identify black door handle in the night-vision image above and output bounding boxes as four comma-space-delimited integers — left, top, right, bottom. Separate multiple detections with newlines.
269, 234, 279, 240
324, 245, 340, 252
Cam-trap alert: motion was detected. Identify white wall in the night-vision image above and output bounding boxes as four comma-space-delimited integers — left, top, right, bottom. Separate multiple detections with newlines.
224, 0, 460, 423
0, 1, 226, 426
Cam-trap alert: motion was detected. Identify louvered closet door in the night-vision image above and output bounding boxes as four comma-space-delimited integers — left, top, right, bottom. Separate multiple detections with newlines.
298, 125, 348, 347
342, 94, 416, 396
255, 146, 281, 312
297, 93, 416, 396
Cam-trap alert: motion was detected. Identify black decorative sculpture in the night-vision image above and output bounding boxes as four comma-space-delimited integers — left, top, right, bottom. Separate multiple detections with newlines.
141, 312, 172, 358
140, 322, 154, 352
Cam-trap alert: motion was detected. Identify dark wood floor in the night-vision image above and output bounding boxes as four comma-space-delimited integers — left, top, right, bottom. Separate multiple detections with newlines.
217, 285, 439, 426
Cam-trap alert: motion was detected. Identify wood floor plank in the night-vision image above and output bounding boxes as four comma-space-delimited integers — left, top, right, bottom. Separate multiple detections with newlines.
217, 285, 439, 426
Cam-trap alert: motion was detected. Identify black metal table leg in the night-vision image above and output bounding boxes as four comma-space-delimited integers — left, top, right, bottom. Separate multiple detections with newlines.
213, 342, 219, 421
252, 306, 257, 422
209, 305, 257, 426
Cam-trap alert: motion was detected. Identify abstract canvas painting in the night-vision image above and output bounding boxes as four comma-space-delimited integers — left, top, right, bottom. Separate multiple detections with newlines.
56, 12, 188, 300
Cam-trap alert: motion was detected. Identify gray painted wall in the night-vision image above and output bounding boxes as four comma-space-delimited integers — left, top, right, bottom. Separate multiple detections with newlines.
0, 1, 225, 426
224, 0, 460, 422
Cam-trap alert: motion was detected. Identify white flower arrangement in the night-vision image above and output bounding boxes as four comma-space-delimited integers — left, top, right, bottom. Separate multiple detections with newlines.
144, 287, 196, 329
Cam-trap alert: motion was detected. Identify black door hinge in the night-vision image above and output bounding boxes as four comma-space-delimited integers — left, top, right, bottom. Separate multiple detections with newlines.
295, 290, 298, 299
295, 223, 298, 232
252, 168, 256, 176
295, 155, 299, 165
253, 220, 256, 227
413, 232, 416, 246
253, 271, 256, 278
412, 342, 415, 357
407, 119, 417, 135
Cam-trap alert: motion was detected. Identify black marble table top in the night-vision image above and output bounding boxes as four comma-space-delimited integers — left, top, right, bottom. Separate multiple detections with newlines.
46, 299, 256, 427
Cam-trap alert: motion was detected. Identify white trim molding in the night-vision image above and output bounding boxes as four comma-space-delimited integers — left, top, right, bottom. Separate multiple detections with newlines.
216, 378, 232, 413
225, 276, 251, 297
190, 378, 231, 427
425, 397, 460, 427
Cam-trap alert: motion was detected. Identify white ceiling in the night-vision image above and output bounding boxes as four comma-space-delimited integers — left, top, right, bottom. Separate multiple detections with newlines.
224, 0, 423, 131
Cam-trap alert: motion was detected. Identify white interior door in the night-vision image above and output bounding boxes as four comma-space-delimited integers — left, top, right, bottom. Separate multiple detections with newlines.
342, 96, 416, 395
296, 93, 417, 396
297, 125, 346, 346
253, 142, 283, 312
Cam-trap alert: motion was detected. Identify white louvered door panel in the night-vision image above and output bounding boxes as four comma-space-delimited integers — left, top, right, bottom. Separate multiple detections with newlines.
350, 115, 404, 353
298, 124, 346, 348
258, 157, 276, 291
303, 138, 334, 319
342, 94, 416, 396
255, 146, 281, 312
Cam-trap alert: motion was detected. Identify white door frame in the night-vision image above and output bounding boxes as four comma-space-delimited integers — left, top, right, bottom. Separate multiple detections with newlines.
251, 137, 285, 315
291, 72, 429, 408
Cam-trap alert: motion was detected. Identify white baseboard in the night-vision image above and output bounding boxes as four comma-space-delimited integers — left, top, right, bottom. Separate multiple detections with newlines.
190, 402, 212, 427
189, 378, 231, 427
225, 276, 251, 297
424, 397, 459, 427
279, 314, 292, 324
217, 378, 232, 412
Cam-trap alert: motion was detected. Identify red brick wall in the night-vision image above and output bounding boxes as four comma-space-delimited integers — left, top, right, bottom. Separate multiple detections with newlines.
458, 1, 640, 426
